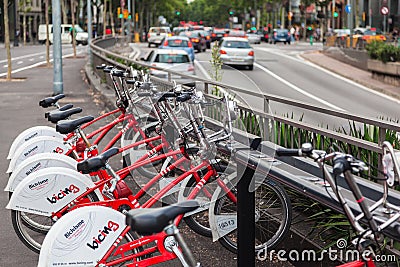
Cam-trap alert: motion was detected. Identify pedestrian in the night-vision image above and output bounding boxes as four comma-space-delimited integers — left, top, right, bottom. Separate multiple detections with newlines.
32, 31, 37, 44
290, 26, 295, 42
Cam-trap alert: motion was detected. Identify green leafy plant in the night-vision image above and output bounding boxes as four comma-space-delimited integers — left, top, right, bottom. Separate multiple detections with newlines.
208, 41, 223, 96
366, 41, 400, 63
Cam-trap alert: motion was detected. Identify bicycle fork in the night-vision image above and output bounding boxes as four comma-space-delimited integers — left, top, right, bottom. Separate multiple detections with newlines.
164, 224, 200, 267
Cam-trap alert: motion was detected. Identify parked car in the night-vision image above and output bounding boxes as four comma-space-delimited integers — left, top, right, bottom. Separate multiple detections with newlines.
246, 32, 261, 44
141, 49, 195, 81
217, 37, 254, 70
211, 28, 229, 42
362, 28, 386, 43
270, 29, 291, 44
147, 26, 171, 47
38, 24, 88, 45
179, 30, 207, 52
158, 36, 195, 62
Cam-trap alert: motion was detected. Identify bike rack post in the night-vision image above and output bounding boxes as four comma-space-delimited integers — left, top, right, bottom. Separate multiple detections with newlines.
235, 149, 256, 267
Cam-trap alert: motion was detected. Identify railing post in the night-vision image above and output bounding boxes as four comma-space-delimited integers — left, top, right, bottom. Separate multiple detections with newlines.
378, 127, 386, 178
263, 96, 270, 141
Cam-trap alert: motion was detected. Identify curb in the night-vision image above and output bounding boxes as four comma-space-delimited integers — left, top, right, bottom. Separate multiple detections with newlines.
84, 63, 117, 111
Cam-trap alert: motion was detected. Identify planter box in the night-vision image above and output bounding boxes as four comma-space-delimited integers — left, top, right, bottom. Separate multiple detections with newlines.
367, 59, 400, 87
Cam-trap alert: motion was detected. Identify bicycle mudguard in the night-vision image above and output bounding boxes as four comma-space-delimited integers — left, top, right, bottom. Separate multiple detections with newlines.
38, 206, 126, 267
7, 126, 64, 160
5, 153, 77, 192
209, 171, 238, 242
6, 167, 103, 216
6, 136, 70, 174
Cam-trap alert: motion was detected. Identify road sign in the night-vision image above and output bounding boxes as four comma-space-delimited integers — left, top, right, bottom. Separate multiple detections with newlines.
345, 4, 351, 14
380, 6, 389, 15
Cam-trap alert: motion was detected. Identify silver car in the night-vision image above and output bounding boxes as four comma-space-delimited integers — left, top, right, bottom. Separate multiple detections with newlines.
142, 49, 195, 82
147, 26, 171, 47
246, 33, 261, 44
218, 37, 254, 70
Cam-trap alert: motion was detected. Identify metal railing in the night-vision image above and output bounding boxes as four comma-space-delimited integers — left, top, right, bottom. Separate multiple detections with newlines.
89, 37, 400, 175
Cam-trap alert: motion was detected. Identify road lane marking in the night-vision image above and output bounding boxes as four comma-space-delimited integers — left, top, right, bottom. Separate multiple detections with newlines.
0, 46, 84, 63
254, 62, 346, 111
194, 60, 211, 79
0, 51, 85, 77
257, 47, 400, 105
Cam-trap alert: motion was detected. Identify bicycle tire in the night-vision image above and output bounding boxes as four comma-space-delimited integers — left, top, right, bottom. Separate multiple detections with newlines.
184, 164, 236, 238
122, 120, 165, 179
11, 192, 99, 254
215, 178, 292, 254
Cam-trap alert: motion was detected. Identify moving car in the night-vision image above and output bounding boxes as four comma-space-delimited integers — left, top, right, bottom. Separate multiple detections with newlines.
270, 29, 291, 44
217, 37, 254, 70
227, 30, 247, 38
179, 31, 207, 52
141, 49, 195, 80
211, 28, 229, 42
246, 32, 261, 44
158, 36, 195, 62
147, 26, 172, 47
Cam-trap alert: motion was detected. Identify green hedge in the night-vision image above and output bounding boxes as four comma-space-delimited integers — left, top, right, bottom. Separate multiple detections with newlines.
366, 41, 400, 63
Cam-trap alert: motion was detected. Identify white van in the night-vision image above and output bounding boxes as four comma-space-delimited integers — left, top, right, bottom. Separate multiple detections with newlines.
38, 24, 88, 45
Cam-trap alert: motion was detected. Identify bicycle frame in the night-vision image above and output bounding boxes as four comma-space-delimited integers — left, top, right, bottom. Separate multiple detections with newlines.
68, 159, 237, 266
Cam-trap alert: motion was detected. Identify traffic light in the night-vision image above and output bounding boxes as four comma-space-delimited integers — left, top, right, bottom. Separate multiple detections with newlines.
176, 10, 181, 16
333, 10, 338, 18
123, 9, 129, 19
229, 9, 235, 16
118, 7, 122, 19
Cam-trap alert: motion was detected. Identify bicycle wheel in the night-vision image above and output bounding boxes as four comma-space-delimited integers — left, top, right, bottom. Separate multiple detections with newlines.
184, 164, 236, 238
122, 120, 165, 179
215, 178, 292, 254
11, 192, 99, 254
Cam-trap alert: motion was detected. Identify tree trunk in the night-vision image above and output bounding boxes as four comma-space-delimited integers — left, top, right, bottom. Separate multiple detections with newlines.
102, 0, 107, 38
3, 0, 12, 80
61, 0, 68, 24
110, 0, 115, 36
23, 1, 27, 45
71, 0, 77, 57
45, 0, 51, 67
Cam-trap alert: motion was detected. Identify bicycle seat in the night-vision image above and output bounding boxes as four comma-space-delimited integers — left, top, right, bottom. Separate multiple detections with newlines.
126, 200, 199, 235
77, 147, 119, 174
44, 104, 74, 118
39, 94, 65, 108
47, 107, 83, 123
56, 115, 94, 134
